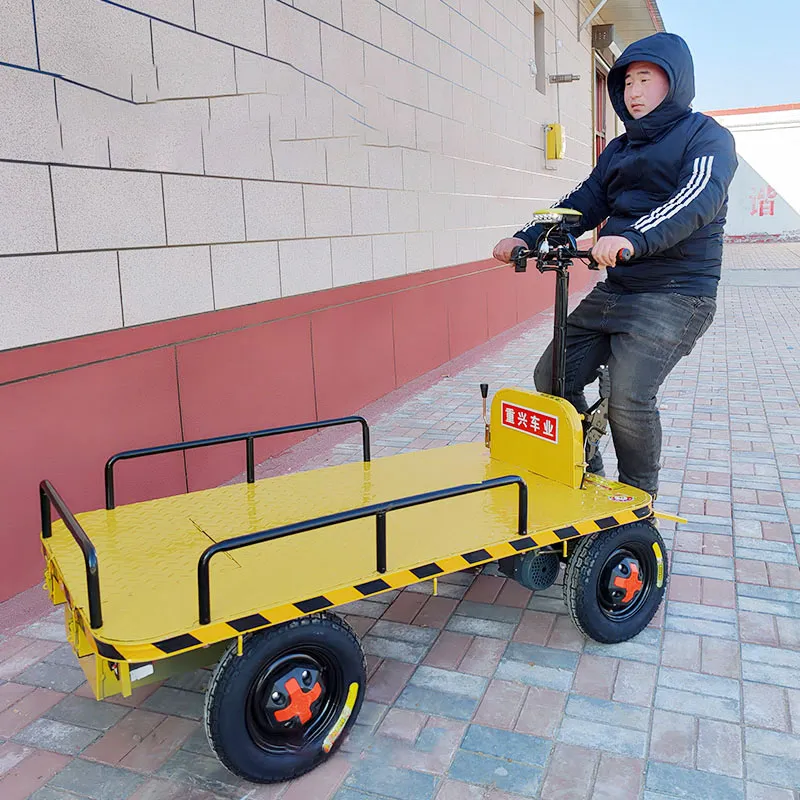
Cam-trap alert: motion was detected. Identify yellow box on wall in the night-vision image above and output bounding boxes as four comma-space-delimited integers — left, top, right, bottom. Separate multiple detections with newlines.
545, 123, 566, 160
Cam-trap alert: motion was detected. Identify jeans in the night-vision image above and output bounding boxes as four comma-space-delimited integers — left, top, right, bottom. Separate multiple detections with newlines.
534, 281, 716, 495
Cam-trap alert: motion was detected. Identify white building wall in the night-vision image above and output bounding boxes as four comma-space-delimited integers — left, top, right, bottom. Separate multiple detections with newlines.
0, 0, 606, 351
711, 106, 800, 240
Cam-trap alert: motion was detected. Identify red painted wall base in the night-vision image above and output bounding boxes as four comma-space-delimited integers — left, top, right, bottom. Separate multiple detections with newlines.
0, 258, 597, 601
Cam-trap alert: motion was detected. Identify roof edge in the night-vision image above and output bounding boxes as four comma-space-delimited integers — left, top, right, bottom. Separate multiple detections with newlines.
705, 102, 800, 116
646, 0, 666, 33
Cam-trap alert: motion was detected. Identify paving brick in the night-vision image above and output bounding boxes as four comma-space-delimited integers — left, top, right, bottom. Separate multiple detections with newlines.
14, 717, 102, 755
613, 659, 657, 707
463, 575, 505, 604
395, 685, 479, 721
0, 749, 71, 799
648, 709, 696, 767
363, 636, 429, 664
409, 666, 487, 699
701, 637, 741, 679
140, 688, 204, 721
343, 758, 437, 800
81, 709, 166, 766
461, 724, 550, 767
455, 601, 523, 626
48, 758, 145, 800
789, 688, 800, 734
423, 632, 473, 670
378, 708, 427, 742
127, 777, 236, 799
383, 592, 429, 623
767, 562, 800, 589
572, 654, 618, 699
344, 615, 376, 638
660, 631, 702, 671
546, 615, 586, 652
514, 687, 566, 738
0, 683, 34, 715
0, 688, 65, 738
120, 717, 197, 772
18, 622, 67, 643
584, 627, 662, 664
539, 743, 597, 800
745, 752, 800, 790
645, 761, 744, 800
0, 641, 62, 681
703, 533, 733, 557
655, 686, 740, 723
496, 645, 577, 692
494, 581, 533, 609
434, 779, 487, 800
668, 574, 704, 603
702, 578, 737, 608
735, 559, 770, 585
512, 611, 556, 646
566, 694, 650, 732
697, 718, 743, 778
281, 752, 351, 800
413, 597, 459, 628
390, 715, 467, 774
745, 726, 800, 760
366, 659, 415, 704
449, 750, 543, 798
445, 615, 517, 640
557, 716, 647, 758
44, 695, 130, 732
473, 680, 526, 730
776, 616, 800, 648
738, 611, 779, 645
592, 753, 644, 800
744, 782, 795, 800
741, 682, 790, 732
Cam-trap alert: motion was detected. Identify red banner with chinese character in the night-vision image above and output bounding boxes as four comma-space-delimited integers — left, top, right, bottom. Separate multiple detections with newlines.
500, 401, 558, 443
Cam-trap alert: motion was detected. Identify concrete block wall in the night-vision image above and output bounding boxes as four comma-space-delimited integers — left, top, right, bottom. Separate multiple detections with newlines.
0, 0, 602, 351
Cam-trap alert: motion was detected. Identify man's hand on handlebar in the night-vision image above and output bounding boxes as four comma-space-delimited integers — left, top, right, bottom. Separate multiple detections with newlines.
493, 237, 529, 264
591, 235, 634, 268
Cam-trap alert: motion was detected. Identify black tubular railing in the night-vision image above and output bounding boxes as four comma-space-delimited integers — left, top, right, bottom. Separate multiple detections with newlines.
39, 480, 103, 629
104, 416, 371, 510
197, 475, 528, 625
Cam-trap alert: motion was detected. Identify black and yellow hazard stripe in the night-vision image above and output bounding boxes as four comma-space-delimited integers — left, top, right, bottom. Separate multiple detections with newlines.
72, 504, 652, 664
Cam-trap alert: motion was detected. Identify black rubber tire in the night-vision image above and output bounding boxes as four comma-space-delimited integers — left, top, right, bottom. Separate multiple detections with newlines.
204, 613, 366, 783
564, 521, 668, 644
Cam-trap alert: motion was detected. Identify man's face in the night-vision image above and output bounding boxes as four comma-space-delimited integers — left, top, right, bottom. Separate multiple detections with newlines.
624, 61, 670, 119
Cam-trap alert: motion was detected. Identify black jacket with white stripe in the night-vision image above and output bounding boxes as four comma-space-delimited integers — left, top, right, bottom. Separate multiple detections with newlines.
516, 33, 738, 296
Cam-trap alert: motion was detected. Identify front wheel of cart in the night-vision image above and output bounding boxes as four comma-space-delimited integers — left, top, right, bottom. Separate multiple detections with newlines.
564, 521, 668, 644
205, 613, 366, 783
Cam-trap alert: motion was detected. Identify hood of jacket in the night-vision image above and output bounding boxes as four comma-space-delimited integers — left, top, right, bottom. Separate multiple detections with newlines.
608, 32, 695, 143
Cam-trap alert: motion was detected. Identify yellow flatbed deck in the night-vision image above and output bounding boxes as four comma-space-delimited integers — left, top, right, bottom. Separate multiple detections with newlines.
44, 442, 651, 662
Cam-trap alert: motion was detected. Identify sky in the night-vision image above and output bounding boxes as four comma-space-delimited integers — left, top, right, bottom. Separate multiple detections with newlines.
655, 0, 800, 111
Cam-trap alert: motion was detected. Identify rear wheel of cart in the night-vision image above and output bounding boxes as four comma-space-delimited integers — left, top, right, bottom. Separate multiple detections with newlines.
564, 520, 667, 644
205, 613, 366, 783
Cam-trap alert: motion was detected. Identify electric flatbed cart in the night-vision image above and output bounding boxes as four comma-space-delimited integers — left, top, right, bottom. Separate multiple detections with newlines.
39, 210, 671, 783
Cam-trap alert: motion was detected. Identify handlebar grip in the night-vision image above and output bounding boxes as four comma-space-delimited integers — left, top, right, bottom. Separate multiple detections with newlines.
510, 245, 530, 273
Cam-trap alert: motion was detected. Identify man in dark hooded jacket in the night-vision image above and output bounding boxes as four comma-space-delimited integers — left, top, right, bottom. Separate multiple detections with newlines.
493, 32, 737, 498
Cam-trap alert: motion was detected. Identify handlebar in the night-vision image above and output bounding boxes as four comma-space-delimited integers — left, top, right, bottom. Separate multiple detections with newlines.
510, 245, 632, 273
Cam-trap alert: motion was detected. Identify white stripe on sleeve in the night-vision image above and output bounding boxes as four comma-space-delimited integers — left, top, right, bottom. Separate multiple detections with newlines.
632, 156, 709, 232
637, 156, 714, 234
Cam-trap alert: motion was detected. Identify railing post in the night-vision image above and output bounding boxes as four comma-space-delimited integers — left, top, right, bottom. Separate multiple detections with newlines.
376, 513, 387, 573
40, 486, 52, 539
246, 438, 255, 483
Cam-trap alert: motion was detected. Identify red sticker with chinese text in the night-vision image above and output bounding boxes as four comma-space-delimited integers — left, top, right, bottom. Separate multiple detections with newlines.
500, 401, 558, 443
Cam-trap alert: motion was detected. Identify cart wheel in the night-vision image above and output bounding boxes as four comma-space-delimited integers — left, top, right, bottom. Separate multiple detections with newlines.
205, 613, 366, 783
564, 521, 667, 644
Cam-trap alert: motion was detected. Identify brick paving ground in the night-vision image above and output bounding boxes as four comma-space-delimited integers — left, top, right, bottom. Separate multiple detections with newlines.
1, 242, 799, 799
